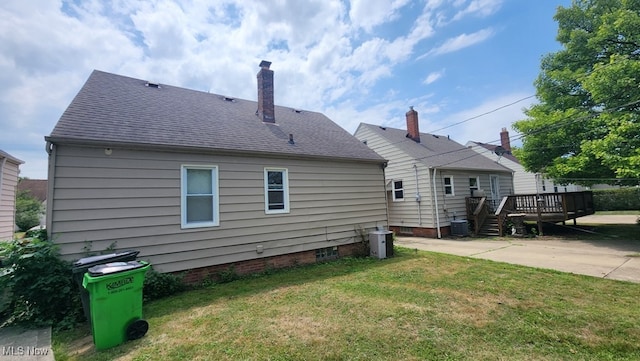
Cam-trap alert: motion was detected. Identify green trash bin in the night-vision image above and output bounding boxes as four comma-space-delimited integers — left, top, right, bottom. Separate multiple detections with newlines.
82, 260, 150, 350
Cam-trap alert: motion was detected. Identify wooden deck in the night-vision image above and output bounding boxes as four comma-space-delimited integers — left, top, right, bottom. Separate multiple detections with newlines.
466, 191, 595, 236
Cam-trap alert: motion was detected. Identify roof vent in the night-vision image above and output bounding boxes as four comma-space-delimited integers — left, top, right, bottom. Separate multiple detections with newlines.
379, 126, 387, 130
222, 96, 235, 102
288, 134, 295, 145
145, 81, 160, 88
293, 109, 303, 114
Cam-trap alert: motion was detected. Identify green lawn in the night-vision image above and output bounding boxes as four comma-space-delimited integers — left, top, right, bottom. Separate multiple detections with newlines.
53, 248, 640, 361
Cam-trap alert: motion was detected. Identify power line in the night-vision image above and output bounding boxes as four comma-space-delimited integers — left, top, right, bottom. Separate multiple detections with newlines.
427, 95, 536, 134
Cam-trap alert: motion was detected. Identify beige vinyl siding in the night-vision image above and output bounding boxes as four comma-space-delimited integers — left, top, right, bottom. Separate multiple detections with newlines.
354, 126, 435, 228
49, 145, 387, 272
0, 160, 20, 240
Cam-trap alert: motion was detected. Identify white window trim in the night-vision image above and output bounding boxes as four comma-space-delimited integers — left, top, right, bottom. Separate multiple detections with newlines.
444, 175, 455, 196
392, 179, 404, 201
180, 165, 219, 229
264, 168, 290, 214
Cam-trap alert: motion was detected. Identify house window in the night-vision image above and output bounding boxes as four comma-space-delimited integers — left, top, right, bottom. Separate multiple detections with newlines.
444, 176, 454, 196
265, 168, 289, 213
469, 177, 479, 196
392, 180, 404, 201
542, 179, 546, 192
181, 165, 219, 228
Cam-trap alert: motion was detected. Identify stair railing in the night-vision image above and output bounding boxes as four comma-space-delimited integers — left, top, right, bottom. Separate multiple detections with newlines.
494, 196, 516, 236
471, 197, 488, 235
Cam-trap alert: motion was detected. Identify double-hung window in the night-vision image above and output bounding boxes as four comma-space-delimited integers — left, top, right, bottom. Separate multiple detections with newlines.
392, 180, 404, 201
469, 177, 479, 196
181, 165, 219, 228
265, 168, 289, 214
444, 176, 454, 196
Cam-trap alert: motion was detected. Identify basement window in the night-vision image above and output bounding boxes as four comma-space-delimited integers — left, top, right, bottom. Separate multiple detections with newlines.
316, 247, 338, 262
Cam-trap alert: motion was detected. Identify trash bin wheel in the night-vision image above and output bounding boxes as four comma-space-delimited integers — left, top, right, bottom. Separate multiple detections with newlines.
126, 319, 149, 340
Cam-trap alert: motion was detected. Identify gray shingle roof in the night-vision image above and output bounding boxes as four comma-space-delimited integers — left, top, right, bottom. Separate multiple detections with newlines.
47, 70, 384, 163
358, 123, 512, 172
467, 141, 520, 164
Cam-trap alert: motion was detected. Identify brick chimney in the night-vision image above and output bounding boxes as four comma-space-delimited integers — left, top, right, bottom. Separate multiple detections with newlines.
405, 106, 420, 143
257, 60, 275, 123
500, 127, 511, 151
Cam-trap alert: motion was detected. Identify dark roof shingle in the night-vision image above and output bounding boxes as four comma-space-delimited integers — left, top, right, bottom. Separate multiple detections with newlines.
359, 123, 511, 172
47, 70, 384, 163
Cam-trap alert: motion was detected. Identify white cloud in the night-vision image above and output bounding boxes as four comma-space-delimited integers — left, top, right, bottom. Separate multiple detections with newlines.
453, 0, 503, 21
418, 27, 494, 58
423, 69, 445, 85
0, 0, 530, 179
349, 0, 410, 32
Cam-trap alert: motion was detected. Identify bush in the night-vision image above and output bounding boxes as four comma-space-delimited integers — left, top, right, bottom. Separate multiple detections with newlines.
143, 268, 187, 303
593, 188, 640, 211
0, 233, 82, 329
15, 190, 43, 232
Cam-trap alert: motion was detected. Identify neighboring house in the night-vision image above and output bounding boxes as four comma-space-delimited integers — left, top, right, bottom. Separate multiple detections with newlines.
17, 179, 48, 227
466, 128, 585, 195
354, 107, 514, 238
0, 150, 23, 240
45, 62, 388, 281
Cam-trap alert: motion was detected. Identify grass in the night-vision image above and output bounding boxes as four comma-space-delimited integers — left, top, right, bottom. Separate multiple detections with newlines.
53, 247, 640, 361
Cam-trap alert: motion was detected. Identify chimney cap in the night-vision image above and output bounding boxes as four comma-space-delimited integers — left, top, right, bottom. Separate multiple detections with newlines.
259, 60, 272, 69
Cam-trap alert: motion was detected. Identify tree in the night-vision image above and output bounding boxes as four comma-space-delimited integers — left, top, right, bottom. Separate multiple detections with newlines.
15, 190, 43, 231
513, 0, 640, 186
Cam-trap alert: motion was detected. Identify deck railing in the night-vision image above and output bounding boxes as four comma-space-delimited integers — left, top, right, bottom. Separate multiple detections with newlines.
466, 191, 595, 236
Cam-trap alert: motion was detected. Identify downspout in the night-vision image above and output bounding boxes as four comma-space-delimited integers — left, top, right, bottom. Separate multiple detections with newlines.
0, 156, 6, 210
381, 162, 390, 230
413, 164, 422, 225
432, 167, 442, 239
45, 141, 55, 236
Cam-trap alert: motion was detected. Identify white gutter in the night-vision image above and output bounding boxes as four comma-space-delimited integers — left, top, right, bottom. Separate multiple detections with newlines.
413, 164, 422, 225
431, 167, 442, 239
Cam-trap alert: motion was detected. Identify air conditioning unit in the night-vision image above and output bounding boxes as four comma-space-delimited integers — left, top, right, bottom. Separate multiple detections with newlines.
369, 231, 393, 259
450, 220, 469, 236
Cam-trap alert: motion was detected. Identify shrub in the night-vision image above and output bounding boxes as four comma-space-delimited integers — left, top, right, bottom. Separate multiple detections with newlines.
143, 268, 187, 303
0, 233, 82, 329
593, 188, 640, 211
15, 190, 43, 232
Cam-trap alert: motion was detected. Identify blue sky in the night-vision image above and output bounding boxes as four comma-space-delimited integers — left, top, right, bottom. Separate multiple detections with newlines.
1, 0, 571, 179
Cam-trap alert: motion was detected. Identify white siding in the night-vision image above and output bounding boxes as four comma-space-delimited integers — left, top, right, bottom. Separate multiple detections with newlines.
356, 127, 514, 230
0, 159, 20, 240
355, 126, 436, 229
49, 145, 388, 272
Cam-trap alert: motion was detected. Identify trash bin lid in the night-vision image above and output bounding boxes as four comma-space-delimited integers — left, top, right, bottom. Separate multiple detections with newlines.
87, 261, 146, 277
72, 250, 140, 273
